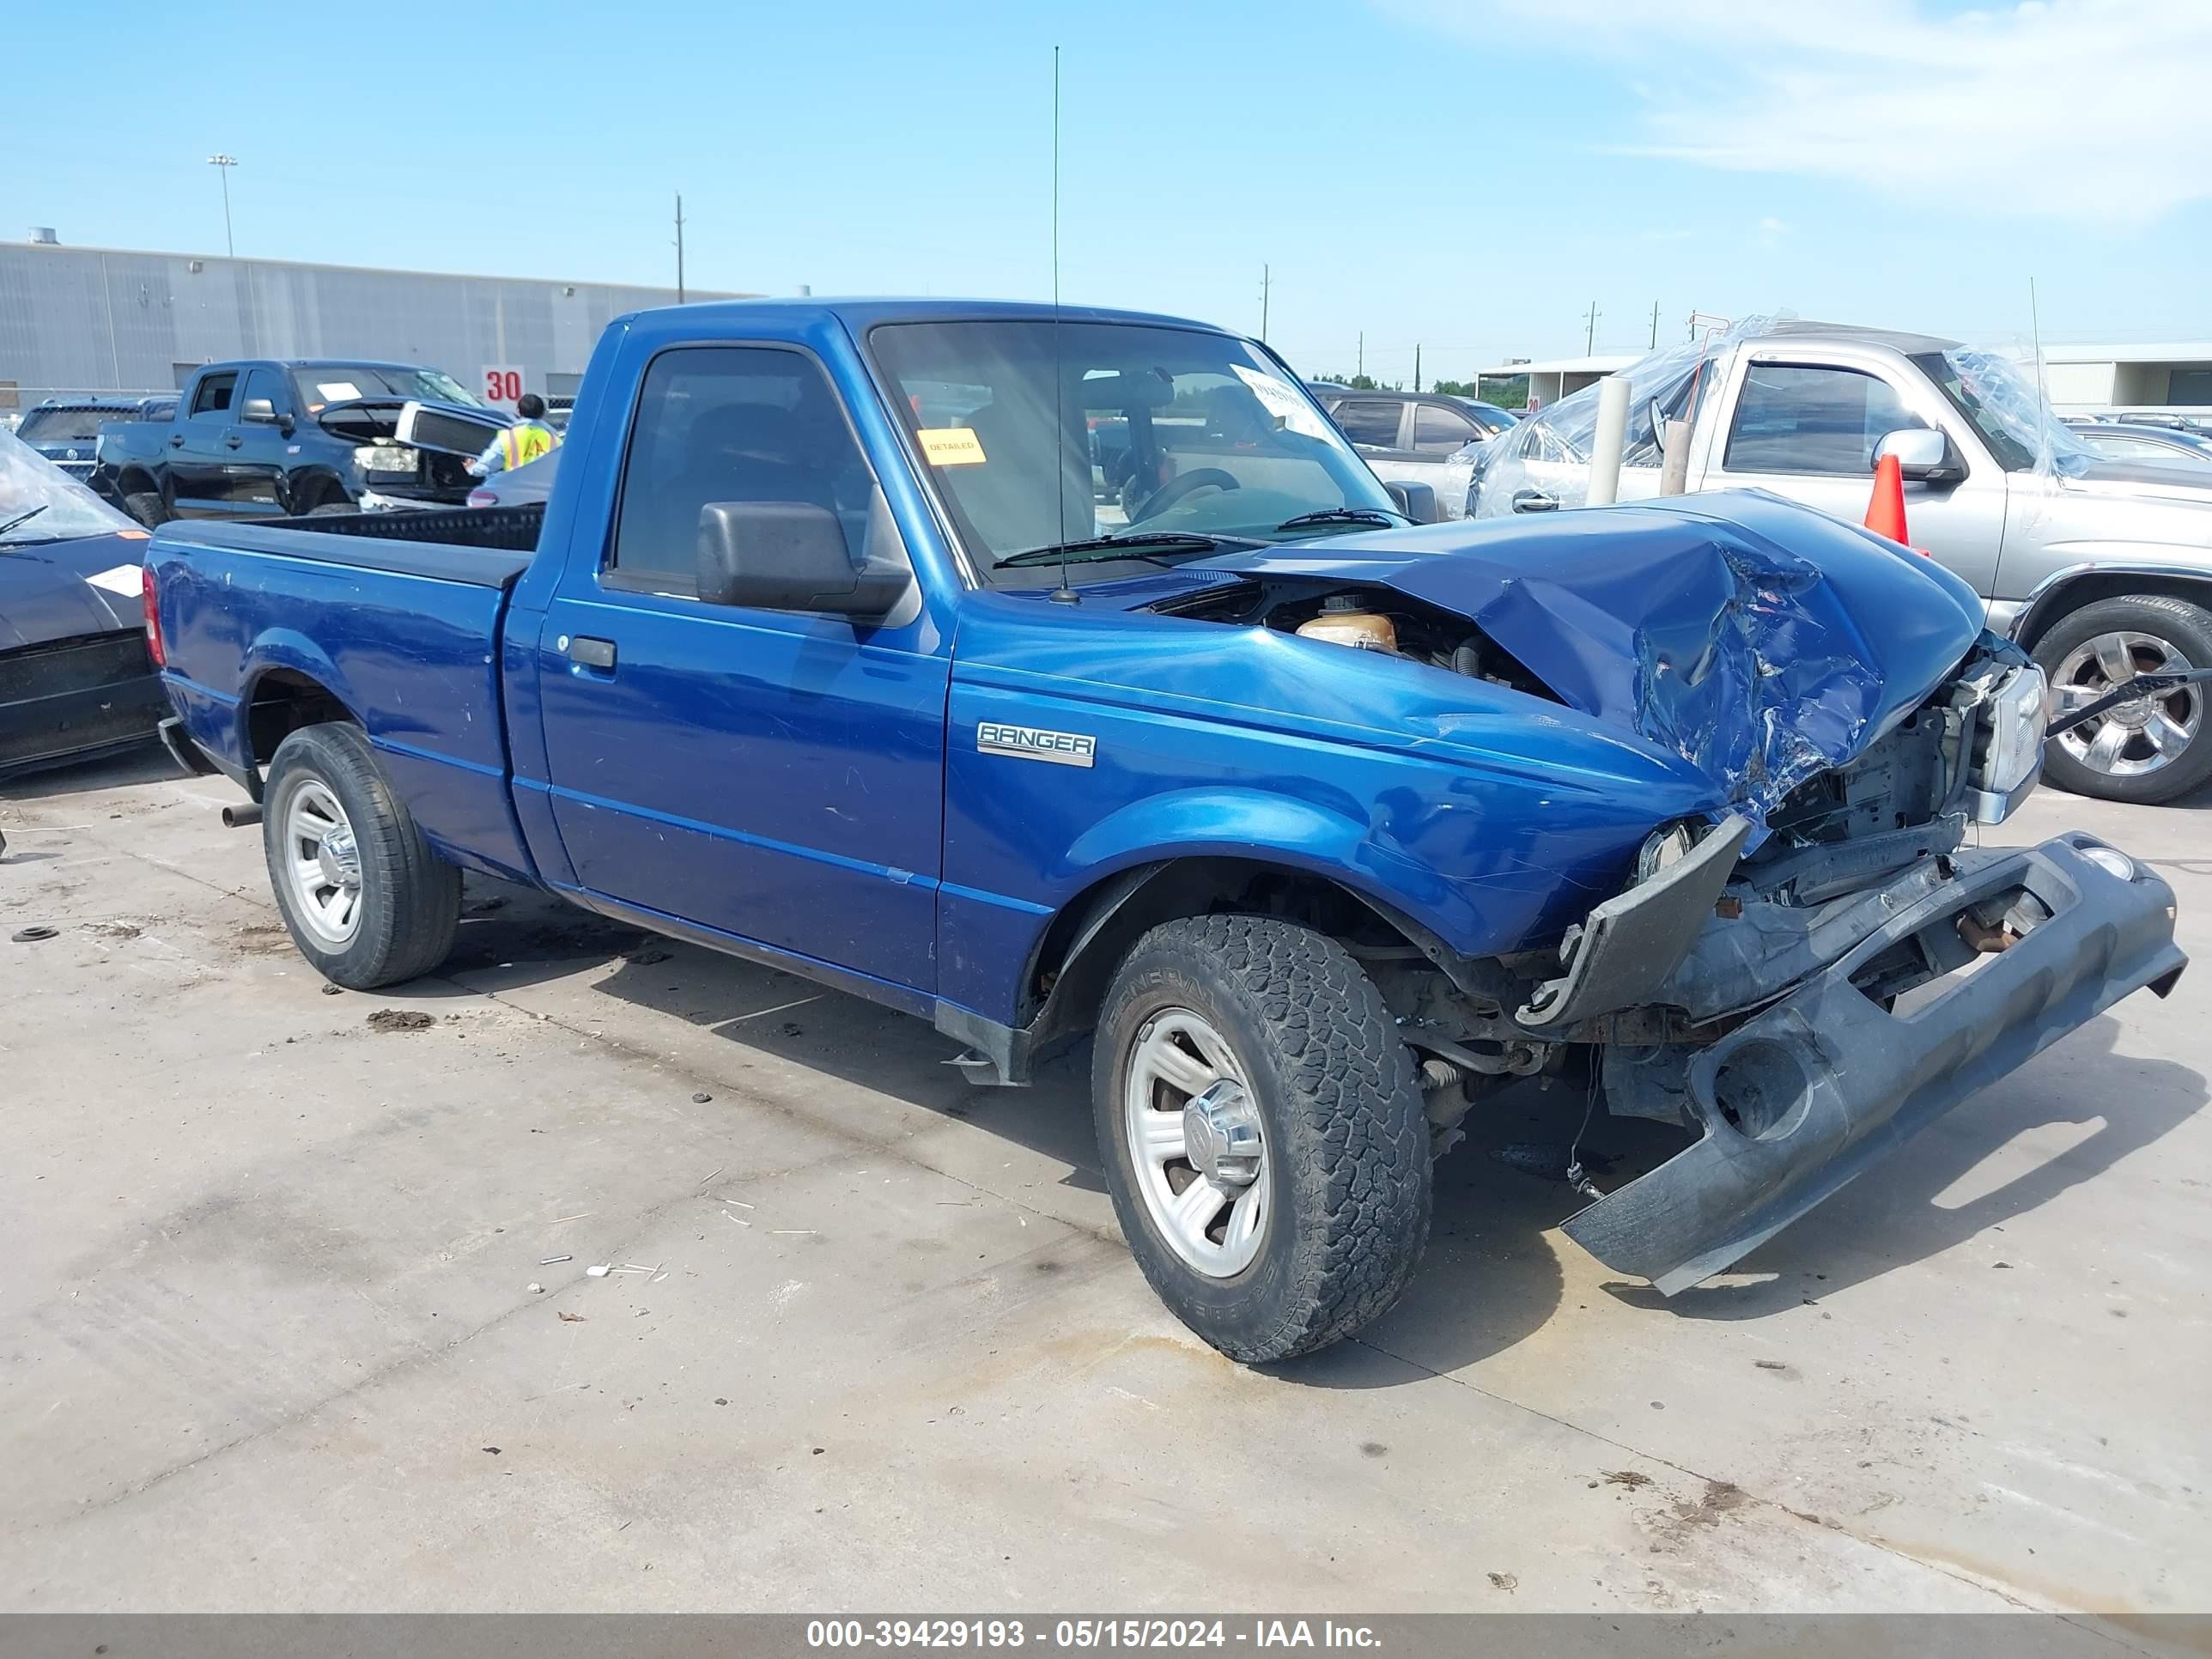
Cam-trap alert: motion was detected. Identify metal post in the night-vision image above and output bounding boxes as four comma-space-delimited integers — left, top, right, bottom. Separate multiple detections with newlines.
1587, 375, 1630, 506
674, 193, 686, 304
1583, 301, 1599, 355
1413, 343, 1421, 394
206, 154, 237, 258
1260, 264, 1270, 340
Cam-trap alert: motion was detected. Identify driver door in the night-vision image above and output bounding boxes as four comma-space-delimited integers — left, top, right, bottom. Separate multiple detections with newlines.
532, 343, 947, 994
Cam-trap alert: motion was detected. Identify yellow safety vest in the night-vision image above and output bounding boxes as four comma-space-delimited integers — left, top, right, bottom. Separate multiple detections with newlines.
500, 422, 556, 471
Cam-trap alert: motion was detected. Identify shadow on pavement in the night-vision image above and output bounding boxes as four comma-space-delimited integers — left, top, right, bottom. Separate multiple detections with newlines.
0, 741, 175, 802
1595, 1011, 2205, 1320
393, 873, 2203, 1381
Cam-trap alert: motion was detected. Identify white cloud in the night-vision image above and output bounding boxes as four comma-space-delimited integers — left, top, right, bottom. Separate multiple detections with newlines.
1383, 0, 2212, 223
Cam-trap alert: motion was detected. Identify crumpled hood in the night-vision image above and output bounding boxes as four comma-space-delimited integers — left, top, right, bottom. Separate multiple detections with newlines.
1195, 489, 1987, 826
0, 532, 149, 651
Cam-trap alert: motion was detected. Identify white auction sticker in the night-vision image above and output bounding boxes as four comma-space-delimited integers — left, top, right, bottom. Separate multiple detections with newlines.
86, 564, 143, 597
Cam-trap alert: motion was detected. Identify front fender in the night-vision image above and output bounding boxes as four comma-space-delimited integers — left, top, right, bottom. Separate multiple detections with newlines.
1063, 786, 1483, 947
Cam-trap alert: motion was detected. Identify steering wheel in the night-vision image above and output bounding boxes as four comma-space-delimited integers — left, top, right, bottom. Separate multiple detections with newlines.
1129, 467, 1241, 524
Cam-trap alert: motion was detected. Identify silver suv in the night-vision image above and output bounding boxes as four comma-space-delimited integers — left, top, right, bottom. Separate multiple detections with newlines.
1472, 321, 2212, 804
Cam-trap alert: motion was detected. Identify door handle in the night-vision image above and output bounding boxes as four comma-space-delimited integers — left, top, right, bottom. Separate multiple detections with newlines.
1510, 489, 1559, 513
167, 434, 185, 447
224, 434, 242, 449
563, 635, 617, 671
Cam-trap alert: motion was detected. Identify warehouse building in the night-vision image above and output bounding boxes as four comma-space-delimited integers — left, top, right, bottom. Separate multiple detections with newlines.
0, 233, 749, 412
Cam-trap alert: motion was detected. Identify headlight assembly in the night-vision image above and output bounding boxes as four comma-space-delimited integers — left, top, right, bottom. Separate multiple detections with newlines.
1966, 663, 2047, 823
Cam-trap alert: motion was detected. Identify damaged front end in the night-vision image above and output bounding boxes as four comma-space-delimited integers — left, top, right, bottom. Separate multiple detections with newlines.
318, 399, 508, 511
1178, 499, 2184, 1291
1516, 646, 2182, 1291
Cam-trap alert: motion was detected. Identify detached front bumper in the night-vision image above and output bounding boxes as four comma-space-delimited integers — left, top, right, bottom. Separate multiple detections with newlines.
1563, 834, 2185, 1293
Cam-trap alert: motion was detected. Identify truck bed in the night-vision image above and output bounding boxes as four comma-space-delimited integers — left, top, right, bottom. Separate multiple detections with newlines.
148, 505, 546, 884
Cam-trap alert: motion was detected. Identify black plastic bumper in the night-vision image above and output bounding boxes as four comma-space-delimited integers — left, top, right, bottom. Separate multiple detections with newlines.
1564, 835, 2185, 1293
0, 635, 167, 778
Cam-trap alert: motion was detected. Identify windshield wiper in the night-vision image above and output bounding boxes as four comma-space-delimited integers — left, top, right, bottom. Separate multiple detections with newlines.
996, 532, 1222, 570
1274, 508, 1405, 532
0, 504, 50, 539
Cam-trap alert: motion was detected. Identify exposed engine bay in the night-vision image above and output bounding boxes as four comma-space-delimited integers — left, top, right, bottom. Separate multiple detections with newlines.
317, 398, 503, 507
1151, 577, 1561, 704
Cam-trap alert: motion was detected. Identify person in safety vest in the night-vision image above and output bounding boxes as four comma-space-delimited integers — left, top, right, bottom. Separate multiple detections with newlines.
467, 392, 562, 477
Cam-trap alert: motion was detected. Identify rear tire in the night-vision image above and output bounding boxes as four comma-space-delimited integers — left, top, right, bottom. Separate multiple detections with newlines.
262, 723, 460, 988
2033, 593, 2212, 805
1092, 915, 1431, 1364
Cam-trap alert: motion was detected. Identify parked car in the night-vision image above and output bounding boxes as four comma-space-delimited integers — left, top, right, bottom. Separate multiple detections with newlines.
2063, 419, 2212, 468
15, 396, 174, 484
146, 298, 2179, 1364
1311, 390, 1519, 520
1470, 320, 2212, 804
0, 425, 168, 776
465, 447, 561, 508
90, 360, 512, 527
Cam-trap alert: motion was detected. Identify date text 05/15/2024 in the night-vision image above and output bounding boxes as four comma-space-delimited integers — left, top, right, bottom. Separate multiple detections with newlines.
805, 1620, 1382, 1650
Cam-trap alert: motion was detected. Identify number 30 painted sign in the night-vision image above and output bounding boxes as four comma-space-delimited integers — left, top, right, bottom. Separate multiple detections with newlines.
482, 366, 524, 404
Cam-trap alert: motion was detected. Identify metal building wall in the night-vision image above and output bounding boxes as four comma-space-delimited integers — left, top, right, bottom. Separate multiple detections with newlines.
0, 240, 748, 404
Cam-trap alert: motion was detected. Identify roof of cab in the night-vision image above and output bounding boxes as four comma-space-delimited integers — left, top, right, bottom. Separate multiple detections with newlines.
613, 296, 1240, 337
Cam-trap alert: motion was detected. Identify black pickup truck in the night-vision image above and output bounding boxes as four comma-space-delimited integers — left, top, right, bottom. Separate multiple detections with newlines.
91, 360, 510, 526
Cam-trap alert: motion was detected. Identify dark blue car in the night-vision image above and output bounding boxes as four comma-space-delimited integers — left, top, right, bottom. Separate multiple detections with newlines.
0, 426, 167, 775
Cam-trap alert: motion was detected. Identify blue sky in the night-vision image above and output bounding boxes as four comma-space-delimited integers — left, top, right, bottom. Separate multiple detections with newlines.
9, 0, 2209, 386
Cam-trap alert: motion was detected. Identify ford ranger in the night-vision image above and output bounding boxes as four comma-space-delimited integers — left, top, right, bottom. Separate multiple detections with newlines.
143, 300, 2184, 1363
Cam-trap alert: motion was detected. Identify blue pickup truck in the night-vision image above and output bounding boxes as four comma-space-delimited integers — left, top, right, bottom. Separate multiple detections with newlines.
144, 299, 2184, 1362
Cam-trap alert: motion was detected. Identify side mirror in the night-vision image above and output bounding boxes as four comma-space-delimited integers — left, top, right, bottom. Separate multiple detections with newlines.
696, 501, 907, 617
1383, 479, 1439, 524
241, 397, 281, 427
1875, 427, 1963, 484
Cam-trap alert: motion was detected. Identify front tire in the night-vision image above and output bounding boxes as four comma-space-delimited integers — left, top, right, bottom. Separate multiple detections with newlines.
123, 489, 168, 528
262, 723, 460, 988
1092, 915, 1431, 1364
2033, 593, 2212, 804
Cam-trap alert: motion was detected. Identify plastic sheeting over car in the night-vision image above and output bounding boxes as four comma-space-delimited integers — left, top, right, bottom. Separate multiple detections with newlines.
1207, 488, 1989, 834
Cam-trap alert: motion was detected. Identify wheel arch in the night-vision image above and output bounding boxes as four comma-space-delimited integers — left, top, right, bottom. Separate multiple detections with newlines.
1018, 854, 1484, 1054
234, 653, 364, 796
2014, 563, 2212, 649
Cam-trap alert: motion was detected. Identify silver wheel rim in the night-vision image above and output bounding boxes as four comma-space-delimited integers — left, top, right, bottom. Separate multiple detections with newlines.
281, 779, 363, 946
1122, 1008, 1268, 1279
2051, 630, 2202, 778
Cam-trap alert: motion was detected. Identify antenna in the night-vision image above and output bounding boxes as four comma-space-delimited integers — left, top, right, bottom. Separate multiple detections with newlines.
674, 192, 686, 304
1583, 301, 1600, 355
1260, 264, 1270, 339
1048, 45, 1078, 605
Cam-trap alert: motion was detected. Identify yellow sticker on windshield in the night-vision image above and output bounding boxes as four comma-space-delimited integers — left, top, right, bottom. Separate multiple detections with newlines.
918, 426, 988, 466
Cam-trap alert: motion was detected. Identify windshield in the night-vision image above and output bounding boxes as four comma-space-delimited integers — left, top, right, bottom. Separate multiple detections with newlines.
290, 365, 483, 412
1910, 349, 2095, 475
0, 425, 138, 543
17, 406, 116, 444
867, 319, 1402, 585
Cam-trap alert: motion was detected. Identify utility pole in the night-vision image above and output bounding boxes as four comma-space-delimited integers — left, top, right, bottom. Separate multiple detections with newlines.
1260, 264, 1270, 340
1356, 331, 1364, 379
674, 193, 686, 304
206, 154, 237, 258
1583, 301, 1600, 356
1650, 301, 1660, 349
1413, 343, 1422, 393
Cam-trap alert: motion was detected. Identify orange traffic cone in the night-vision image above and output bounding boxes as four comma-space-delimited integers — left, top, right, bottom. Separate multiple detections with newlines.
1863, 453, 1924, 552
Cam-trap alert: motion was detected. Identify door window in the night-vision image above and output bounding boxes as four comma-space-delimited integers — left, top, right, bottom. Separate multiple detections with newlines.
1333, 400, 1405, 448
607, 346, 875, 592
1724, 365, 1926, 476
1412, 403, 1480, 454
187, 372, 237, 421
238, 368, 286, 414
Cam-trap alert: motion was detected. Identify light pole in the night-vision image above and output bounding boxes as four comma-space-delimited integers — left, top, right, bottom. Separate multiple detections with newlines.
206, 155, 237, 257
